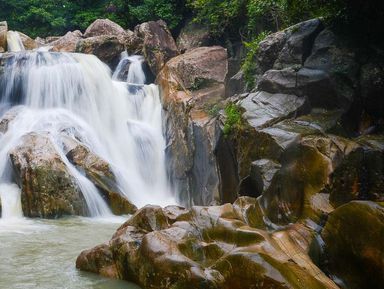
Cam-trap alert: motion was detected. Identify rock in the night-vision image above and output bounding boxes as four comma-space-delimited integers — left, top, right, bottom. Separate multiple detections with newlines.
329, 134, 384, 207
258, 67, 339, 108
84, 19, 127, 38
76, 243, 119, 278
177, 20, 212, 53
51, 30, 82, 52
135, 20, 179, 75
0, 106, 23, 133
239, 91, 309, 129
249, 159, 281, 195
0, 21, 7, 52
304, 29, 359, 112
157, 46, 228, 206
274, 18, 324, 69
124, 30, 143, 55
360, 59, 384, 122
62, 135, 137, 215
257, 30, 288, 74
17, 31, 37, 50
77, 204, 339, 289
321, 201, 384, 289
76, 35, 125, 68
9, 132, 87, 218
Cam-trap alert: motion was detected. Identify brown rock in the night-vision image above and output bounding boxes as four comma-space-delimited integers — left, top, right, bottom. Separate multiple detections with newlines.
84, 19, 127, 38
9, 132, 87, 218
0, 21, 7, 52
177, 20, 212, 53
76, 35, 125, 68
51, 30, 82, 52
135, 20, 179, 75
321, 201, 384, 289
62, 135, 136, 215
17, 31, 37, 50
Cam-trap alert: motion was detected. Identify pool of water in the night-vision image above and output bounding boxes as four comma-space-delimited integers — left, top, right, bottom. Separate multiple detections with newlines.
0, 217, 141, 289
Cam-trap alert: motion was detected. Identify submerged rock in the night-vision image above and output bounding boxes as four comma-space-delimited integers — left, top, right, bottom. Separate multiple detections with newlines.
77, 203, 339, 289
9, 132, 87, 218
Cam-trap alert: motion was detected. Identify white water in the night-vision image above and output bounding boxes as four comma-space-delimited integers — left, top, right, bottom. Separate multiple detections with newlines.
6, 31, 25, 52
0, 51, 175, 219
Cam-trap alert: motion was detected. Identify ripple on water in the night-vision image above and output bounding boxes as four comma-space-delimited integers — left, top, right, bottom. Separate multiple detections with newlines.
0, 216, 141, 289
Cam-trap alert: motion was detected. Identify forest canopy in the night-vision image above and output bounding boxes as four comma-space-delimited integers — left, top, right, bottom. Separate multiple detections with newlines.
0, 0, 383, 45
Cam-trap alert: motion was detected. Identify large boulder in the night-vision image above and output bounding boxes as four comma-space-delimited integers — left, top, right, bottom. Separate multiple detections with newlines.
51, 30, 82, 52
84, 19, 127, 38
9, 132, 87, 218
157, 46, 228, 206
77, 203, 339, 289
135, 20, 179, 75
0, 21, 7, 52
62, 136, 137, 215
17, 31, 37, 50
176, 19, 212, 53
328, 134, 384, 207
76, 35, 125, 68
321, 201, 384, 289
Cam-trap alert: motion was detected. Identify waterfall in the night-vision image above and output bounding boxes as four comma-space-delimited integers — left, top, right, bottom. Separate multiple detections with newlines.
0, 51, 175, 218
6, 31, 25, 52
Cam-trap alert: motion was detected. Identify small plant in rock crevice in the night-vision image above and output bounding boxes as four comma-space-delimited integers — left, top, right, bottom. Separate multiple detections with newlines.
223, 103, 243, 136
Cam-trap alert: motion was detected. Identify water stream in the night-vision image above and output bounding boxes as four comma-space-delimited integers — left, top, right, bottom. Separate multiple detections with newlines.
0, 51, 172, 288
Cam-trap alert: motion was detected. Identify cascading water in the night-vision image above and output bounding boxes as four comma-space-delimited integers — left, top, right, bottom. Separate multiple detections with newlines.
6, 31, 25, 52
0, 51, 175, 219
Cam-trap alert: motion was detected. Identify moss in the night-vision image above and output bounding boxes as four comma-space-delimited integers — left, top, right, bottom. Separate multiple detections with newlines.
223, 103, 244, 136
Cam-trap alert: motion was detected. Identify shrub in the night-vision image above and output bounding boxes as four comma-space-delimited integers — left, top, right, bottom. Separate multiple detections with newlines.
223, 103, 243, 136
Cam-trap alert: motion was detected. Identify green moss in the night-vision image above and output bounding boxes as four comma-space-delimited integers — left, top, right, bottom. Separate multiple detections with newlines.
223, 103, 243, 136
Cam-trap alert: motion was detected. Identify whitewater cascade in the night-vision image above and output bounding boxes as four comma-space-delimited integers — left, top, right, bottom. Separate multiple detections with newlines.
0, 51, 174, 218
6, 31, 25, 52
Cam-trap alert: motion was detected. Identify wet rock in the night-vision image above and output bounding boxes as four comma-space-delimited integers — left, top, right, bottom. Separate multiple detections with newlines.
258, 67, 339, 108
76, 35, 125, 68
17, 32, 37, 50
239, 91, 309, 129
329, 134, 384, 207
84, 19, 127, 38
304, 29, 359, 112
0, 21, 7, 52
0, 106, 23, 134
157, 46, 228, 206
9, 132, 87, 218
62, 135, 137, 215
135, 20, 179, 75
77, 203, 339, 289
274, 19, 324, 69
321, 201, 384, 289
250, 159, 281, 195
177, 19, 212, 53
360, 59, 384, 122
76, 243, 119, 278
51, 30, 82, 52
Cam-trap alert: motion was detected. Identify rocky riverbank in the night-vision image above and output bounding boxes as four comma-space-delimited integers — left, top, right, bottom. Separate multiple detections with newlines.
0, 16, 383, 289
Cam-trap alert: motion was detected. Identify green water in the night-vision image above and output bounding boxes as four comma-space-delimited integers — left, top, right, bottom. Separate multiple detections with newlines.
0, 217, 141, 289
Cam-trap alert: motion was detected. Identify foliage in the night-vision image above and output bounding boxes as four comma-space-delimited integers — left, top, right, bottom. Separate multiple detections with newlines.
0, 0, 189, 37
223, 103, 243, 136
241, 31, 269, 89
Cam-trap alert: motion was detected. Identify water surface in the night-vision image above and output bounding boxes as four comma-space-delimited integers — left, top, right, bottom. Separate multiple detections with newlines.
0, 217, 141, 289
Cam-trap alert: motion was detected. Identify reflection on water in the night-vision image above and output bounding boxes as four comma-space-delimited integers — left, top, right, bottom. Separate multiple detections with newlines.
0, 217, 141, 289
